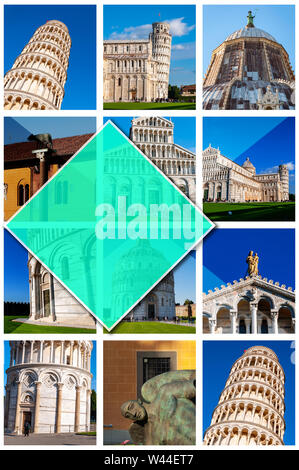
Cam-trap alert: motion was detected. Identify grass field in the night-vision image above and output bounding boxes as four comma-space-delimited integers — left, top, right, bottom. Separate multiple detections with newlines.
76, 432, 97, 436
104, 321, 196, 334
4, 316, 97, 334
104, 102, 195, 110
203, 202, 295, 222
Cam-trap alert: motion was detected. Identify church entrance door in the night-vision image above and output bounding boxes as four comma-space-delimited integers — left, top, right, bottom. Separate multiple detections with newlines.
42, 289, 50, 317
22, 411, 32, 432
148, 304, 155, 319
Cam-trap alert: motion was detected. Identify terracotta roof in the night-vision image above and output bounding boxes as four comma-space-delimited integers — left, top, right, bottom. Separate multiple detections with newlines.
4, 133, 94, 162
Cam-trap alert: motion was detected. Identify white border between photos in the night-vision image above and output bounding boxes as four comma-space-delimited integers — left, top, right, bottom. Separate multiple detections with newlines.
0, 0, 297, 452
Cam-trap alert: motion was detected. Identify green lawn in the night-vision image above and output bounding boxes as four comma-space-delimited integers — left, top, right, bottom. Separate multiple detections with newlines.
104, 102, 195, 110
76, 432, 97, 436
203, 202, 295, 222
104, 321, 196, 334
4, 316, 97, 334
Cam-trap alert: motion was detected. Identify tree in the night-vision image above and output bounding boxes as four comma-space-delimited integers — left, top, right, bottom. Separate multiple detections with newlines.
168, 85, 181, 100
184, 299, 194, 305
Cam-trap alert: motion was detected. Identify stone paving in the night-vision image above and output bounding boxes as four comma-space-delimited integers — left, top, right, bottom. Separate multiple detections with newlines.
4, 433, 96, 446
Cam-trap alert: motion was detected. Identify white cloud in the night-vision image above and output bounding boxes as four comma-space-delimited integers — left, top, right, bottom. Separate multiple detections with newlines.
172, 44, 185, 51
109, 17, 195, 40
262, 161, 295, 173
167, 17, 195, 37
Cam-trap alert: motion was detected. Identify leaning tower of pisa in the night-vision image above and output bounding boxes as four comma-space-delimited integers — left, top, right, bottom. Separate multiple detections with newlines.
4, 20, 71, 110
204, 346, 285, 446
279, 164, 290, 201
5, 340, 93, 434
151, 22, 172, 100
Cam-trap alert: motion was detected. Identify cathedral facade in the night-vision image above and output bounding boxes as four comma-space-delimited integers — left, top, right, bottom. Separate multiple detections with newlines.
131, 117, 196, 201
104, 22, 171, 102
203, 145, 289, 202
203, 11, 295, 110
203, 253, 295, 335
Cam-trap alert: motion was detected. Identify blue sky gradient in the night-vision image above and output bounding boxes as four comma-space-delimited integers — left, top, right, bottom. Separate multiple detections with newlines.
203, 117, 295, 194
104, 5, 196, 86
4, 341, 97, 391
5, 117, 97, 145
203, 5, 295, 75
203, 229, 295, 293
203, 341, 295, 445
4, 5, 96, 109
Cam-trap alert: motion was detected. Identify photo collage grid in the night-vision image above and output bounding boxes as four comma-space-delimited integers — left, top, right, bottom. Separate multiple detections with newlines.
0, 0, 297, 450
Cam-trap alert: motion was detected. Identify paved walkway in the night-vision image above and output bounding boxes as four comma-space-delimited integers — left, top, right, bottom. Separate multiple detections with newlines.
4, 433, 96, 446
12, 318, 96, 330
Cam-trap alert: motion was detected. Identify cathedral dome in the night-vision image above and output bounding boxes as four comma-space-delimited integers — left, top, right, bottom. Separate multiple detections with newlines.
203, 11, 295, 110
112, 239, 172, 295
242, 157, 256, 174
225, 26, 276, 43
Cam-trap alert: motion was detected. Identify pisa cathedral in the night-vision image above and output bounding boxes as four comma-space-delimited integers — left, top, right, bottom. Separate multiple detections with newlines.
204, 346, 285, 446
131, 117, 196, 201
5, 340, 93, 434
4, 20, 70, 110
203, 145, 289, 202
103, 22, 171, 102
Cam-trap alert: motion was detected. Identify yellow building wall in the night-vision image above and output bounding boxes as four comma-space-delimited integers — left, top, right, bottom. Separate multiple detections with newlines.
104, 340, 196, 430
4, 168, 31, 221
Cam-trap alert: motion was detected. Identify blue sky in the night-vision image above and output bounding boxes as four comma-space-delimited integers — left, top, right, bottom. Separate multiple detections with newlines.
203, 229, 295, 293
203, 341, 295, 445
104, 5, 196, 86
5, 117, 97, 145
203, 5, 295, 75
4, 229, 195, 305
4, 5, 96, 109
104, 116, 196, 153
203, 117, 295, 194
4, 341, 97, 391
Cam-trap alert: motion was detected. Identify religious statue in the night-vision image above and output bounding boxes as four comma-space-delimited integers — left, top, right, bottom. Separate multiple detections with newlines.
247, 10, 255, 28
246, 250, 259, 276
253, 252, 259, 275
28, 133, 53, 150
121, 370, 195, 445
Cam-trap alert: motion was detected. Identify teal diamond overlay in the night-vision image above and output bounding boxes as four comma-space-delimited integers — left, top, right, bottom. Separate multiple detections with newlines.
6, 121, 214, 330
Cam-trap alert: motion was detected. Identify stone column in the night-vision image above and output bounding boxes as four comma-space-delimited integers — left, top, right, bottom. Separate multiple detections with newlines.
60, 341, 65, 364
10, 346, 14, 367
21, 341, 26, 364
30, 341, 34, 363
34, 381, 42, 433
4, 385, 11, 428
39, 340, 44, 362
209, 318, 216, 334
86, 389, 91, 431
70, 341, 74, 366
74, 386, 82, 432
250, 303, 258, 334
56, 383, 64, 433
50, 341, 54, 363
271, 310, 278, 334
230, 311, 237, 334
245, 319, 251, 334
14, 381, 22, 434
